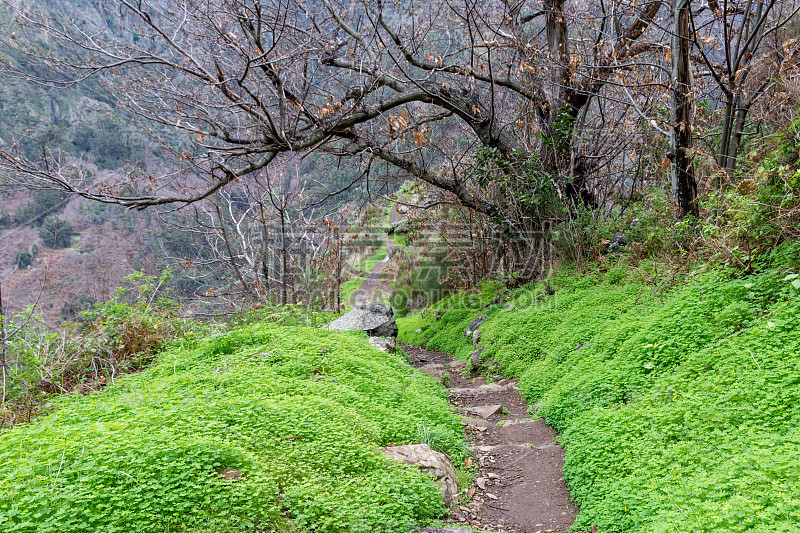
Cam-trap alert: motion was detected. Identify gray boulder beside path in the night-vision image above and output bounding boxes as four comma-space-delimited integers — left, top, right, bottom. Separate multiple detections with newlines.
328, 303, 398, 338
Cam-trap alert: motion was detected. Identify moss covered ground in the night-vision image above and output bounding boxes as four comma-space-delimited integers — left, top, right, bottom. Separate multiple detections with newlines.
398, 247, 800, 532
0, 324, 465, 533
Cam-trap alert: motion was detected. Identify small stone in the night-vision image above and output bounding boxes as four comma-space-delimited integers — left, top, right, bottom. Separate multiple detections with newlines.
476, 477, 488, 490
216, 467, 243, 481
533, 401, 543, 412
472, 329, 482, 346
487, 473, 500, 479
449, 359, 468, 369
470, 347, 484, 369
486, 493, 498, 500
368, 337, 396, 353
381, 444, 459, 502
466, 404, 504, 418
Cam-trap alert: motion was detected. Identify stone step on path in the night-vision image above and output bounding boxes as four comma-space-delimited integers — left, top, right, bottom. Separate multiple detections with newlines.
403, 344, 577, 533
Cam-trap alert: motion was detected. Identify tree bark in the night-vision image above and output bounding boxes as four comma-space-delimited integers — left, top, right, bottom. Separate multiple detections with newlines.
670, 0, 698, 219
280, 208, 288, 306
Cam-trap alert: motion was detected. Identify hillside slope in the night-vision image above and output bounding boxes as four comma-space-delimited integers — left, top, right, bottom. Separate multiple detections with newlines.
399, 246, 800, 532
0, 324, 466, 533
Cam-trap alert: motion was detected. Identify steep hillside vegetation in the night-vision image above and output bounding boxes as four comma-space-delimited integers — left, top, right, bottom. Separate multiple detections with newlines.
399, 244, 800, 533
0, 324, 465, 533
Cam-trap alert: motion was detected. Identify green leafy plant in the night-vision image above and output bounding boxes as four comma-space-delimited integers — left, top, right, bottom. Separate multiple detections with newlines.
398, 247, 800, 533
0, 326, 466, 533
38, 215, 72, 248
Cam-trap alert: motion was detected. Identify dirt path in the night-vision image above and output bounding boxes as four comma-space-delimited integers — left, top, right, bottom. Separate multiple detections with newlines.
351, 253, 391, 306
405, 344, 577, 533
351, 207, 400, 306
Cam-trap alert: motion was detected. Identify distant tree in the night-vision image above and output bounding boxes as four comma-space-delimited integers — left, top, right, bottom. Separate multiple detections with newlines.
14, 250, 32, 269
0, 208, 11, 228
71, 117, 144, 170
689, 0, 800, 180
38, 216, 72, 248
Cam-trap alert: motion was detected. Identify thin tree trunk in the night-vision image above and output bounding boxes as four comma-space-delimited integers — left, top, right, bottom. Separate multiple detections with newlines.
716, 95, 735, 186
670, 0, 698, 218
726, 95, 750, 175
280, 208, 288, 306
215, 204, 255, 299
258, 203, 270, 295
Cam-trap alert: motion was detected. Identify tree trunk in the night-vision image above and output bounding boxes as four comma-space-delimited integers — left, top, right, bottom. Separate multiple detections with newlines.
726, 94, 750, 175
669, 0, 698, 218
716, 94, 734, 187
215, 204, 255, 299
279, 208, 288, 306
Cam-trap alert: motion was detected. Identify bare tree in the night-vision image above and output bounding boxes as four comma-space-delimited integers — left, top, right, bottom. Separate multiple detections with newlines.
691, 0, 800, 180
0, 0, 670, 232
156, 163, 348, 311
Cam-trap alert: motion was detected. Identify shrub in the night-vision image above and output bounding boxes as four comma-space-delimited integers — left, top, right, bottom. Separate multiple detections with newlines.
0, 326, 465, 533
14, 190, 66, 226
38, 215, 71, 248
14, 249, 32, 269
2, 271, 191, 426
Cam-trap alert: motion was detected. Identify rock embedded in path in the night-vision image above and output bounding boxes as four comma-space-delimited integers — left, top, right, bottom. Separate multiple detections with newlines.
470, 347, 484, 369
466, 404, 504, 418
419, 363, 447, 382
450, 387, 486, 396
381, 444, 459, 502
449, 359, 468, 370
461, 417, 492, 429
417, 529, 488, 533
328, 303, 398, 338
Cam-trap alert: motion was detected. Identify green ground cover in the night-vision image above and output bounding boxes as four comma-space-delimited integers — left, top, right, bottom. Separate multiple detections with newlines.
398, 250, 800, 532
0, 324, 465, 533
